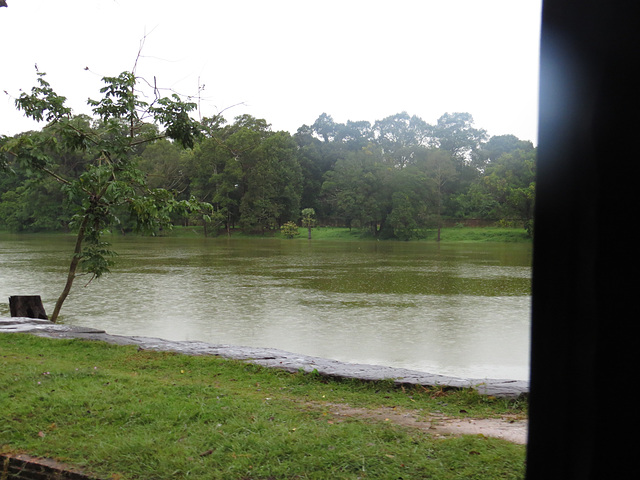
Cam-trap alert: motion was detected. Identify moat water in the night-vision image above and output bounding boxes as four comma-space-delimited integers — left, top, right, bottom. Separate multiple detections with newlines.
0, 234, 532, 380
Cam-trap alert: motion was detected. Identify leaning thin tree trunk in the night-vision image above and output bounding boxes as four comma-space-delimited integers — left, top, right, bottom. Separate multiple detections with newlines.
50, 215, 88, 322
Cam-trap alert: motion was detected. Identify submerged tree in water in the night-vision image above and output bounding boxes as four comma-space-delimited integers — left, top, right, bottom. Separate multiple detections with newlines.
280, 221, 300, 239
301, 208, 316, 239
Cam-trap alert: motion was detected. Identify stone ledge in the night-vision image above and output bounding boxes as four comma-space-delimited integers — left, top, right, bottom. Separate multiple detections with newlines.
1, 453, 101, 480
0, 317, 529, 398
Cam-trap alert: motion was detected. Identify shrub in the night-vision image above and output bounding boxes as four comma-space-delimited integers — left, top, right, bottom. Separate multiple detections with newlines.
280, 221, 300, 238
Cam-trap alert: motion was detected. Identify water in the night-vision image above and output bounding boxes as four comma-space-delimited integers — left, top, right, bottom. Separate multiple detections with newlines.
0, 234, 532, 380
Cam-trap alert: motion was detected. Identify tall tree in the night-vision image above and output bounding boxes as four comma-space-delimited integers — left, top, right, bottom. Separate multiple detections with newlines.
335, 120, 374, 147
310, 112, 339, 143
422, 149, 458, 241
137, 138, 189, 191
239, 131, 302, 232
473, 134, 534, 169
0, 176, 71, 232
479, 148, 536, 232
186, 134, 243, 235
321, 148, 389, 234
296, 116, 371, 220
294, 129, 327, 217
459, 145, 536, 235
432, 112, 488, 167
373, 112, 431, 168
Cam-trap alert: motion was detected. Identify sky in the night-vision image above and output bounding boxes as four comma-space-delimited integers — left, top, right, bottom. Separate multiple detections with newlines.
0, 0, 542, 144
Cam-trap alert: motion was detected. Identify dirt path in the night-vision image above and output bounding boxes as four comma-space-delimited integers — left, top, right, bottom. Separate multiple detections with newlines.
316, 402, 528, 445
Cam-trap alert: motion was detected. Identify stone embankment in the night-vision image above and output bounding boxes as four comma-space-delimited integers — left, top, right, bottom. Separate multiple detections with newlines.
1, 317, 529, 398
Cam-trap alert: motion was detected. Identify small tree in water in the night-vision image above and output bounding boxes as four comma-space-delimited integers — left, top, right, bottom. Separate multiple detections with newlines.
1, 68, 208, 322
280, 221, 300, 239
301, 208, 316, 239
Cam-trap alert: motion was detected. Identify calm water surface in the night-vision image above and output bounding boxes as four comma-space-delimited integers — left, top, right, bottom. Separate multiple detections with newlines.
0, 234, 532, 380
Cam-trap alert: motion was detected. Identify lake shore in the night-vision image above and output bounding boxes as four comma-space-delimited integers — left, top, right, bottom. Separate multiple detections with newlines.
1, 328, 527, 479
1, 316, 529, 398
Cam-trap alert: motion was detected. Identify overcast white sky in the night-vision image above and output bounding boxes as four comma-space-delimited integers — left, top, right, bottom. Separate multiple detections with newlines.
1, 0, 542, 144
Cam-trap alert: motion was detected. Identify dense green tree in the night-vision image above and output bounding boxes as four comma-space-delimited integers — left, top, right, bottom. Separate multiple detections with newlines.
294, 133, 327, 217
137, 139, 189, 191
182, 114, 274, 234
383, 148, 456, 240
321, 147, 389, 235
310, 112, 339, 143
1, 128, 77, 231
422, 149, 458, 240
186, 134, 242, 235
0, 176, 71, 231
476, 134, 534, 164
432, 112, 488, 167
239, 131, 302, 232
335, 120, 374, 147
387, 191, 421, 240
463, 146, 536, 233
183, 115, 303, 235
373, 112, 431, 167
295, 116, 363, 222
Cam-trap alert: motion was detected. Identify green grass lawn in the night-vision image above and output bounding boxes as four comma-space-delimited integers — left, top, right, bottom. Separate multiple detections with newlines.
1, 334, 527, 479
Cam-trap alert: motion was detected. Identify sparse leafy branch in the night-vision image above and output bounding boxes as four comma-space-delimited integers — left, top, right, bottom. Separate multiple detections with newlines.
88, 72, 142, 123
150, 95, 201, 149
14, 71, 72, 123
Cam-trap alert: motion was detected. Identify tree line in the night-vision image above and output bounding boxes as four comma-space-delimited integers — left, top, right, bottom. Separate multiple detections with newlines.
1, 70, 536, 241
0, 69, 535, 320
1, 110, 535, 240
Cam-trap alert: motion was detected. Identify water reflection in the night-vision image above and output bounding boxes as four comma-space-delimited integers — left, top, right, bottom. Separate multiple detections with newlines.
0, 234, 532, 380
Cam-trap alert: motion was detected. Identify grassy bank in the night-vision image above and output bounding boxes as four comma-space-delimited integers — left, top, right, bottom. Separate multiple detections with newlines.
165, 226, 532, 243
431, 227, 531, 243
0, 226, 532, 243
1, 334, 527, 479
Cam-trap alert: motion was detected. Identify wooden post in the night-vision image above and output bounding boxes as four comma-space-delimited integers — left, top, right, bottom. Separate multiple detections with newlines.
9, 296, 48, 320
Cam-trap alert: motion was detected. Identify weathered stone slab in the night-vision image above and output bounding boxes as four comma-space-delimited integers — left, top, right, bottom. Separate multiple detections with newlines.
0, 453, 100, 480
0, 317, 106, 334
0, 317, 529, 397
0, 316, 52, 326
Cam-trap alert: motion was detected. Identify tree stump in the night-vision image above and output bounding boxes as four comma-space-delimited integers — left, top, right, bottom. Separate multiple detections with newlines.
9, 296, 48, 320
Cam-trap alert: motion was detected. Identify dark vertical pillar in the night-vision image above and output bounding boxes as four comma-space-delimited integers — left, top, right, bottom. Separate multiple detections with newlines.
528, 1, 637, 478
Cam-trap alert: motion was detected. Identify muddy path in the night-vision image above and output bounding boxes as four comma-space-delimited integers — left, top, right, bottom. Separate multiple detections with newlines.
310, 402, 528, 444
